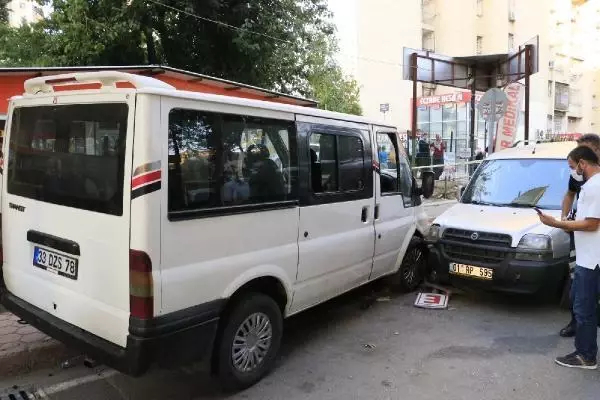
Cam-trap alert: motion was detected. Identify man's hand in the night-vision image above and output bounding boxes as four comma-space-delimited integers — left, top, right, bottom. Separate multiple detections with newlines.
538, 212, 559, 227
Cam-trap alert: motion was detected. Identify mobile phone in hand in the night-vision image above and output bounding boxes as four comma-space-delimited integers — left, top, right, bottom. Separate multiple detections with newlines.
534, 207, 542, 214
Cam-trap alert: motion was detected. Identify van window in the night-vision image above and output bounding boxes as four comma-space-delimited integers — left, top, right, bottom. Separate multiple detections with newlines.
7, 104, 128, 216
168, 109, 296, 214
310, 133, 365, 193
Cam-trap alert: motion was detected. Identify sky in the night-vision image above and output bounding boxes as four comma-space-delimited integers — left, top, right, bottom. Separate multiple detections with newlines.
327, 0, 358, 75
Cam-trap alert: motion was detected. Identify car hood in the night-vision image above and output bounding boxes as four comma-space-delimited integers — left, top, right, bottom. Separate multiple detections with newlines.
433, 203, 560, 247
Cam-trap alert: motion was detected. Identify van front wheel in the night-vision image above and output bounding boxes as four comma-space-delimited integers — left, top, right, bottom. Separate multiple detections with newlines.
387, 237, 427, 292
214, 293, 283, 391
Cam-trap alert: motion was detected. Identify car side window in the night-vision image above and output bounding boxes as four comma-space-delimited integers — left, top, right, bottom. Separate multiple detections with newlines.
167, 109, 297, 217
398, 154, 414, 207
310, 132, 365, 194
376, 132, 400, 194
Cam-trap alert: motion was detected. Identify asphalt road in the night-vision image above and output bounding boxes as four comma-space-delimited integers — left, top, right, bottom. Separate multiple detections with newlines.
6, 200, 593, 400
1, 283, 599, 400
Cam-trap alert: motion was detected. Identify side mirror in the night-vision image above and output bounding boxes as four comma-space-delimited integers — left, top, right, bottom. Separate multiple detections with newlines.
420, 170, 435, 199
457, 186, 466, 201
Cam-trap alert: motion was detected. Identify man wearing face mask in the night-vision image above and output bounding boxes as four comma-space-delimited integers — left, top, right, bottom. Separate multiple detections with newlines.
539, 146, 600, 369
559, 134, 600, 338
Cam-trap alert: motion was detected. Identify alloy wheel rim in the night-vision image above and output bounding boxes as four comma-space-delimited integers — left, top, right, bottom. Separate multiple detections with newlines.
403, 247, 423, 286
231, 312, 273, 373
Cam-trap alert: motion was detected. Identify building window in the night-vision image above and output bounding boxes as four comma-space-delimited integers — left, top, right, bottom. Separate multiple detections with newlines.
310, 133, 365, 193
422, 30, 435, 52
548, 80, 553, 97
476, 36, 483, 55
554, 112, 565, 133
508, 33, 515, 51
477, 0, 484, 16
554, 83, 570, 111
508, 0, 516, 21
167, 109, 296, 214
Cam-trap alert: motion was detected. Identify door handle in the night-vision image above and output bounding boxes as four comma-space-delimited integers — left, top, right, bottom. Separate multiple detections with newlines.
374, 204, 380, 220
361, 206, 368, 222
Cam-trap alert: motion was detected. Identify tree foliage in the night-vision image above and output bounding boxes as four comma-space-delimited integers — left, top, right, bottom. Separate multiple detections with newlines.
0, 0, 9, 24
306, 37, 362, 115
0, 0, 362, 114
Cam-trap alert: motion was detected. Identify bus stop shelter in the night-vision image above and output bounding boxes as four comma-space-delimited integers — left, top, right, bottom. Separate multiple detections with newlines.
403, 36, 539, 163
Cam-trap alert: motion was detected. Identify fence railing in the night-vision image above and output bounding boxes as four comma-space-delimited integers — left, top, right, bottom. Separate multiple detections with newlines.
412, 159, 484, 199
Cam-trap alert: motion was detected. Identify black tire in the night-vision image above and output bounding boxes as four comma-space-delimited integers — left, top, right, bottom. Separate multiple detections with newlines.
214, 293, 283, 391
387, 236, 427, 292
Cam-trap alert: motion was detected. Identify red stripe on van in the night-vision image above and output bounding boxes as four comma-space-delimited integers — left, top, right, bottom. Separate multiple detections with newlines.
131, 170, 161, 189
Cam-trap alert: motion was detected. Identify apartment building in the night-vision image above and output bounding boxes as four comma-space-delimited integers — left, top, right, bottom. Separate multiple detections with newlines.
7, 0, 43, 27
330, 0, 599, 148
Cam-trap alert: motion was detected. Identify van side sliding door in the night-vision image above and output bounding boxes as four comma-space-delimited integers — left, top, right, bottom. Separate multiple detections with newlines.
290, 115, 375, 314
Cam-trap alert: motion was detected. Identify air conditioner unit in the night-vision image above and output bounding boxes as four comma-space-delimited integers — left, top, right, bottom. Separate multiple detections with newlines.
508, 10, 516, 21
549, 60, 555, 69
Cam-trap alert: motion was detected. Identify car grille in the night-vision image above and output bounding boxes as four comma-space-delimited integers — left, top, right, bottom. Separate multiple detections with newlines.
442, 228, 512, 265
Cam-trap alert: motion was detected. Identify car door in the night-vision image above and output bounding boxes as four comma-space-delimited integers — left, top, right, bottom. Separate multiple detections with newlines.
3, 93, 135, 347
370, 129, 416, 279
290, 116, 375, 314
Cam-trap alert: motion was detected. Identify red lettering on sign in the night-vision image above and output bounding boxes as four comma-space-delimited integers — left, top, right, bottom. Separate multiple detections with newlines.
423, 294, 441, 305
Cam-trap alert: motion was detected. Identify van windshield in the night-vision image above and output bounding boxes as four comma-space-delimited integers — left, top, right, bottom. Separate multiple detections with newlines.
462, 158, 569, 210
7, 104, 128, 216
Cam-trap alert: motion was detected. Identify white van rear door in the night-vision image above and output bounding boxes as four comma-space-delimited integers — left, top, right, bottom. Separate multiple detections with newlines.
3, 92, 135, 347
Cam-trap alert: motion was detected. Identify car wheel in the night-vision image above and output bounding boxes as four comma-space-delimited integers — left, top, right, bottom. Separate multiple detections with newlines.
388, 236, 427, 292
214, 293, 283, 391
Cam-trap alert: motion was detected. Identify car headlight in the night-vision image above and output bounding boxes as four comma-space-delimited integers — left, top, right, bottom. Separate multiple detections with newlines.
427, 224, 441, 242
517, 234, 552, 250
515, 234, 552, 261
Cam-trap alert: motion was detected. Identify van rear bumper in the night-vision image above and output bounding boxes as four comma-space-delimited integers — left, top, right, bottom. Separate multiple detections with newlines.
1, 291, 223, 376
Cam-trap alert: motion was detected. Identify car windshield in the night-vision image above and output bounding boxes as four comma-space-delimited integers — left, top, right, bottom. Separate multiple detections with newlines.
461, 158, 569, 210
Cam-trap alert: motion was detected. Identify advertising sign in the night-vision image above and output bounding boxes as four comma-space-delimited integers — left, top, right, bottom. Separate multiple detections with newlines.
495, 83, 525, 151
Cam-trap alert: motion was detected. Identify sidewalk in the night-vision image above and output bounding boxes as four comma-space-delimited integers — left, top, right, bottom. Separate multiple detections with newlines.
0, 313, 71, 376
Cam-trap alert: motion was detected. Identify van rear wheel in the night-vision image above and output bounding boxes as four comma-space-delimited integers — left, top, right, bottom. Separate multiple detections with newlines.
387, 236, 427, 292
214, 293, 283, 391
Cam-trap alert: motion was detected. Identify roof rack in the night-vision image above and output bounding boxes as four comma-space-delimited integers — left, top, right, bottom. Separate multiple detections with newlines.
24, 71, 175, 94
511, 138, 576, 147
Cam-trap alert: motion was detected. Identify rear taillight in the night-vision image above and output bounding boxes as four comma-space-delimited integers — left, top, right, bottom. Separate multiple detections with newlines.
129, 249, 153, 319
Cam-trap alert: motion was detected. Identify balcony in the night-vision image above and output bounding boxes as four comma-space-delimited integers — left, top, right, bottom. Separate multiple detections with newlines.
569, 104, 583, 118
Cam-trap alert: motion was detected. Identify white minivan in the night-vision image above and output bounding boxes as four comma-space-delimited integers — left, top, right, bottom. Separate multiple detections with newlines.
0, 72, 434, 389
426, 141, 575, 299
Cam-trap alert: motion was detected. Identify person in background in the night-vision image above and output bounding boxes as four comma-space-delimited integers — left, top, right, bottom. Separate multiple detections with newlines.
378, 145, 389, 169
559, 134, 600, 338
430, 134, 446, 180
475, 149, 485, 161
538, 145, 600, 369
415, 132, 432, 172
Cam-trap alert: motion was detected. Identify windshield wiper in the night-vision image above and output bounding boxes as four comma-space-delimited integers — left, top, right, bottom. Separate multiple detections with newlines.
467, 200, 501, 207
503, 202, 536, 208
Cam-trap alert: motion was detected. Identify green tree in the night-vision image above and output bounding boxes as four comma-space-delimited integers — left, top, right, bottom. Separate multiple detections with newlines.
0, 0, 9, 24
0, 0, 362, 113
306, 37, 362, 115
